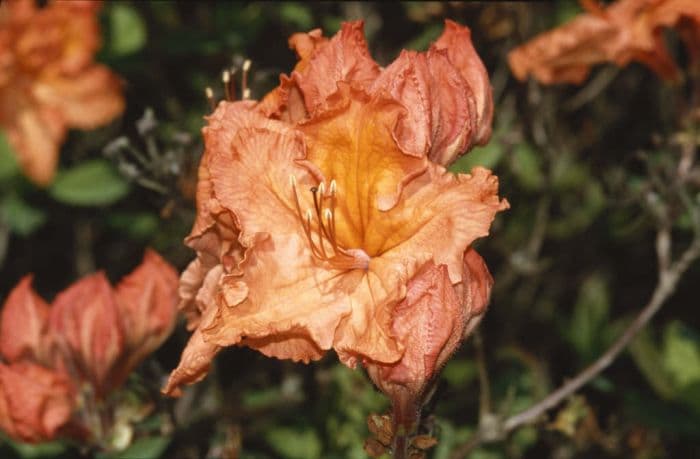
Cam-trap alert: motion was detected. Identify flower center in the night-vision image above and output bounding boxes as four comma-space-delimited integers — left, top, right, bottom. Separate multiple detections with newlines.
290, 175, 370, 271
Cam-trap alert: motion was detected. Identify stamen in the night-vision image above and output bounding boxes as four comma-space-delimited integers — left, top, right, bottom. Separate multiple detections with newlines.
329, 179, 337, 195
242, 59, 251, 96
318, 182, 325, 197
205, 87, 216, 111
222, 71, 231, 101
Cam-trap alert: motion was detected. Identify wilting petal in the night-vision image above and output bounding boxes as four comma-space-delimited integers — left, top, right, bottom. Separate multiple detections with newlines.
459, 248, 494, 338
365, 262, 464, 400
0, 275, 50, 363
289, 21, 380, 117
49, 273, 124, 397
432, 20, 493, 147
114, 250, 178, 381
0, 362, 74, 443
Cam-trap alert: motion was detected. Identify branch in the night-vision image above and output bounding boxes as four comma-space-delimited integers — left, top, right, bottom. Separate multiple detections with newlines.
451, 228, 700, 459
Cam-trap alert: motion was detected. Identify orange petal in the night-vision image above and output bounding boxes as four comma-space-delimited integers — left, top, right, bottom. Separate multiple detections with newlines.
371, 48, 477, 165
49, 273, 124, 397
33, 65, 124, 129
0, 275, 50, 363
300, 84, 428, 250
289, 21, 380, 117
459, 248, 494, 338
432, 20, 493, 147
365, 262, 464, 399
0, 362, 74, 443
162, 304, 221, 397
114, 249, 178, 382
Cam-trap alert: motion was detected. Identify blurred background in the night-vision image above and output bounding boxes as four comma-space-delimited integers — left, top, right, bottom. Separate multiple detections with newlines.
0, 1, 698, 458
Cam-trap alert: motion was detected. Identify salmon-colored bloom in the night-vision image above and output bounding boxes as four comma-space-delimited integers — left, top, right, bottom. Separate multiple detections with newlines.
260, 19, 493, 166
0, 0, 124, 185
508, 0, 700, 84
0, 250, 177, 444
164, 21, 508, 396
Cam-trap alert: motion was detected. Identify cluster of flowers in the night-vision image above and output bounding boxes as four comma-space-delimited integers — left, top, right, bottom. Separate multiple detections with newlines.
0, 251, 177, 445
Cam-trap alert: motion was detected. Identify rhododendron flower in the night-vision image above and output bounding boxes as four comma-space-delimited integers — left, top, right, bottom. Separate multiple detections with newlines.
0, 0, 124, 185
164, 20, 508, 397
0, 250, 177, 444
508, 0, 700, 85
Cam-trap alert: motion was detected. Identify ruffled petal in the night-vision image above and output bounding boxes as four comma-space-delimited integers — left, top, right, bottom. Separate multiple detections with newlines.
0, 362, 74, 443
49, 273, 124, 397
289, 21, 380, 117
0, 275, 50, 363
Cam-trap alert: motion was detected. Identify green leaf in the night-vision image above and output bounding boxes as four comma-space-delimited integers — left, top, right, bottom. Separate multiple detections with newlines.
449, 142, 504, 174
511, 143, 544, 191
567, 274, 611, 362
662, 321, 700, 389
629, 327, 677, 400
110, 4, 147, 56
3, 435, 67, 458
442, 359, 478, 387
106, 212, 159, 240
404, 22, 443, 51
0, 193, 47, 236
49, 159, 130, 207
279, 3, 313, 30
265, 427, 322, 459
0, 132, 19, 182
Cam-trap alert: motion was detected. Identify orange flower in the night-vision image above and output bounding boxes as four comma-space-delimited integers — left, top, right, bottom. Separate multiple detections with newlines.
0, 0, 124, 185
260, 20, 493, 166
0, 250, 177, 443
508, 0, 700, 85
164, 21, 508, 396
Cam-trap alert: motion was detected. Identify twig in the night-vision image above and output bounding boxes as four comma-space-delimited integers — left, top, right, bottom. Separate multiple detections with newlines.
451, 228, 700, 459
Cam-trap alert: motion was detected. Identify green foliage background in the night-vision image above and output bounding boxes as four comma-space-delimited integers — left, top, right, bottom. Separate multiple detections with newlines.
0, 1, 699, 458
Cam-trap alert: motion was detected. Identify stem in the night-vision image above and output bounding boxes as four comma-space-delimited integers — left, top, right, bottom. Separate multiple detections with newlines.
391, 392, 420, 459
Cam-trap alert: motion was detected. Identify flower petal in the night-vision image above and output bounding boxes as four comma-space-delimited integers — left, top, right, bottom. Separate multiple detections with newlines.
288, 21, 380, 117
0, 362, 74, 443
32, 65, 124, 129
432, 20, 493, 147
371, 48, 477, 165
49, 273, 124, 397
114, 249, 178, 382
365, 261, 463, 399
0, 275, 50, 363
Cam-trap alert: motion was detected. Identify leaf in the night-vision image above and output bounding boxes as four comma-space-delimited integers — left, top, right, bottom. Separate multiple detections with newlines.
3, 436, 67, 458
662, 321, 700, 389
265, 427, 322, 459
567, 274, 611, 362
629, 327, 677, 400
0, 193, 47, 236
49, 159, 130, 207
110, 4, 147, 56
0, 132, 19, 183
106, 212, 159, 240
511, 143, 544, 191
449, 142, 504, 174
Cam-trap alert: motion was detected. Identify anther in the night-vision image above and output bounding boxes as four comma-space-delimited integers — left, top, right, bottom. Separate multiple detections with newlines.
289, 174, 297, 188
243, 88, 251, 100
305, 209, 313, 223
222, 70, 232, 101
318, 182, 325, 196
205, 87, 216, 111
242, 59, 251, 96
329, 179, 337, 195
